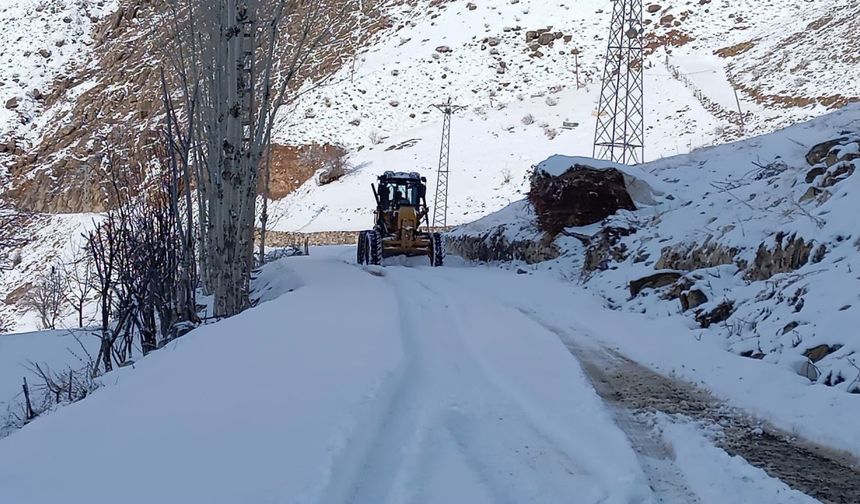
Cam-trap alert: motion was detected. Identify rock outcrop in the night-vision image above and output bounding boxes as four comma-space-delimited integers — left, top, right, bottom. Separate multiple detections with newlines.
528, 164, 637, 237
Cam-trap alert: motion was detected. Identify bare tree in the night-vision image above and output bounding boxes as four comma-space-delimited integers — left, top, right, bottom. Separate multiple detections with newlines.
22, 266, 67, 330
163, 0, 366, 316
63, 245, 97, 328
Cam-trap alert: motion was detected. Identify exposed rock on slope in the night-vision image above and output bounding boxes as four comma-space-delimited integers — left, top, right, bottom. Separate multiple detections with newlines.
528, 165, 636, 236
2, 0, 388, 213
447, 105, 860, 394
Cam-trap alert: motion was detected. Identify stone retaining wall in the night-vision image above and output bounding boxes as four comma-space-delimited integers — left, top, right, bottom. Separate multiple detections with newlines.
445, 231, 559, 264
264, 230, 360, 247
264, 227, 457, 248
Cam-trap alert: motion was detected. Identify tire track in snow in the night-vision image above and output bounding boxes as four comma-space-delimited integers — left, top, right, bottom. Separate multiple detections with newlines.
400, 268, 697, 502
330, 266, 633, 503
522, 311, 860, 504
398, 269, 650, 504
317, 274, 427, 504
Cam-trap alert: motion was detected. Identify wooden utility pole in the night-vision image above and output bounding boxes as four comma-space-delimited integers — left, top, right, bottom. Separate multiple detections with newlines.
572, 48, 581, 89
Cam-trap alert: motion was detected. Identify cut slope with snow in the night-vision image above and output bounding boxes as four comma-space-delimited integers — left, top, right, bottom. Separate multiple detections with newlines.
447, 104, 860, 418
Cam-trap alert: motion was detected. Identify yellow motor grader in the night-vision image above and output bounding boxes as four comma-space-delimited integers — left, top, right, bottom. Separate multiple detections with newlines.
357, 171, 444, 267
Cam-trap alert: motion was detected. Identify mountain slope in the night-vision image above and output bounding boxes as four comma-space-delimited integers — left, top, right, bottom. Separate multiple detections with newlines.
449, 104, 860, 399
265, 0, 859, 232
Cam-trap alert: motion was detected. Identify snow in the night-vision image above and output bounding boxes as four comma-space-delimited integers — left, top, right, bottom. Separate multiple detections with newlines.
658, 418, 820, 504
263, 0, 856, 235
414, 263, 860, 462
443, 104, 860, 460
0, 0, 117, 150
0, 250, 656, 504
3, 240, 856, 501
0, 329, 97, 417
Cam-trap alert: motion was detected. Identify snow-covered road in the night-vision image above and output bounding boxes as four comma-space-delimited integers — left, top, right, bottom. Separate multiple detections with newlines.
0, 248, 854, 503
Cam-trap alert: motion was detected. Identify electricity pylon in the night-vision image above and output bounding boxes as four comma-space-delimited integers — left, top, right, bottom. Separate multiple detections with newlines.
431, 98, 465, 229
593, 0, 645, 165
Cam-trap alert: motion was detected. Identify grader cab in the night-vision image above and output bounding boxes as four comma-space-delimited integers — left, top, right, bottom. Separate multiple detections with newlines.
356, 171, 444, 266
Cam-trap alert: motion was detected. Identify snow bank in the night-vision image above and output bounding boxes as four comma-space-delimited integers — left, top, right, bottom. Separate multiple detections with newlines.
659, 418, 820, 504
0, 329, 98, 415
420, 264, 860, 460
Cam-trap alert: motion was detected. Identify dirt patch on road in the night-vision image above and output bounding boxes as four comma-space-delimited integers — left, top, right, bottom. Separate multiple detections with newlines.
573, 345, 860, 504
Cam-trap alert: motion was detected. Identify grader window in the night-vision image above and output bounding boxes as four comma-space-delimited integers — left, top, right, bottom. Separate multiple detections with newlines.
381, 181, 421, 208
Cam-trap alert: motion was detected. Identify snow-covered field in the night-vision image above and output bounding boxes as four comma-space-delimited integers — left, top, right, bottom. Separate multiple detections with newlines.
0, 328, 97, 421
3, 247, 852, 503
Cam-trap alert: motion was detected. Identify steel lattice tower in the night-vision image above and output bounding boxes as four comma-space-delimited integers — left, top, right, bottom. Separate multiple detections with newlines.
431, 99, 464, 229
593, 0, 645, 165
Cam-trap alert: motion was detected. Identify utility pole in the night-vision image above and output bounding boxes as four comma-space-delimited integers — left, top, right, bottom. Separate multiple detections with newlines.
593, 0, 645, 165
733, 87, 745, 135
431, 98, 465, 229
572, 48, 582, 90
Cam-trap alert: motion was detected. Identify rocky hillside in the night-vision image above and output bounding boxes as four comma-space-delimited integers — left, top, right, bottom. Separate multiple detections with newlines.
0, 0, 390, 213
2, 0, 858, 216
448, 104, 860, 395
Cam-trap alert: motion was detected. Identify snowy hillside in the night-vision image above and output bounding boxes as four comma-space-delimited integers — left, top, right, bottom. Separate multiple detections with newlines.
2, 0, 858, 331
0, 0, 116, 165
449, 104, 860, 400
267, 0, 858, 232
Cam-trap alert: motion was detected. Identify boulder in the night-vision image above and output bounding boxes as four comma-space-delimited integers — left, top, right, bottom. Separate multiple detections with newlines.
782, 321, 800, 335
805, 166, 826, 183
680, 289, 708, 311
527, 163, 637, 236
5, 97, 19, 110
538, 32, 555, 45
629, 271, 683, 297
695, 301, 734, 328
820, 163, 855, 187
799, 186, 823, 203
805, 137, 849, 166
803, 344, 840, 363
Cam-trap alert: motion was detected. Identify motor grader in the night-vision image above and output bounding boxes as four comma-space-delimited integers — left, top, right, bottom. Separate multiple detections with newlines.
357, 171, 444, 267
